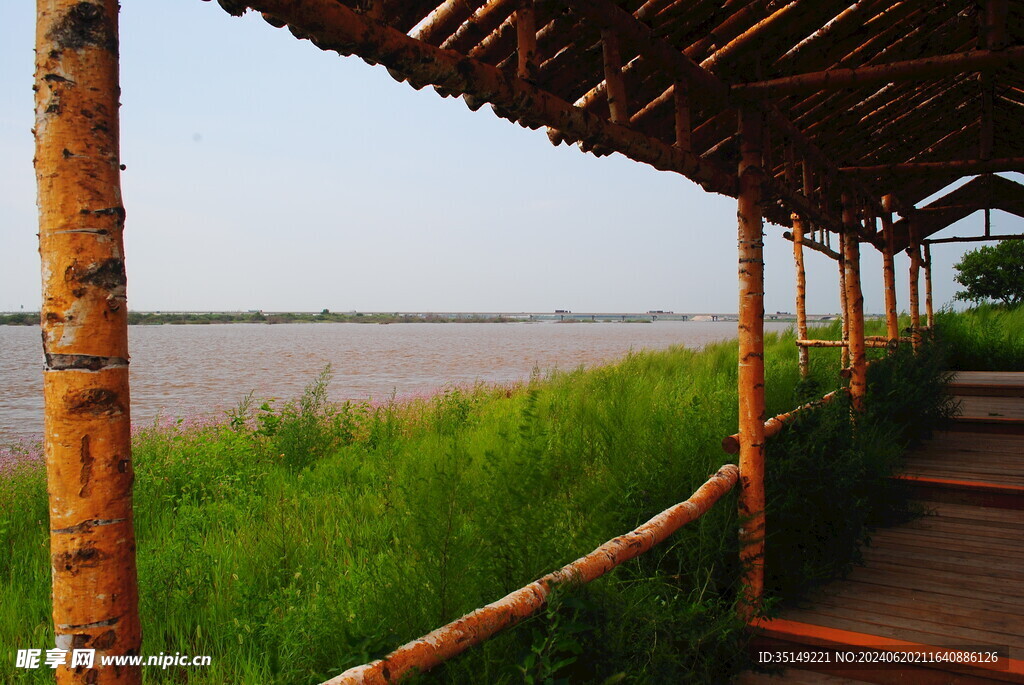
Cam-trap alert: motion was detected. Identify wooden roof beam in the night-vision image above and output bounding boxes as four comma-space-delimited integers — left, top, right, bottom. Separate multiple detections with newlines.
842, 157, 1024, 177
772, 0, 888, 73
782, 230, 841, 260
889, 175, 1024, 250
441, 0, 516, 53
700, 0, 816, 74
234, 0, 737, 194
732, 46, 1024, 99
925, 233, 1024, 244
410, 0, 488, 46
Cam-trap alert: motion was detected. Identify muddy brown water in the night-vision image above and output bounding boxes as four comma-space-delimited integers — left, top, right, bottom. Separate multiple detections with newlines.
1, 320, 792, 441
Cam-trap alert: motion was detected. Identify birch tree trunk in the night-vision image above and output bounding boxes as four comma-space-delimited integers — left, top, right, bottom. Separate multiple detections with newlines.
737, 107, 766, 618
35, 2, 141, 682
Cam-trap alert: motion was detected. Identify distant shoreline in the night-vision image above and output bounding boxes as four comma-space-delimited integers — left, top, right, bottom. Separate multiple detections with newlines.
0, 310, 833, 326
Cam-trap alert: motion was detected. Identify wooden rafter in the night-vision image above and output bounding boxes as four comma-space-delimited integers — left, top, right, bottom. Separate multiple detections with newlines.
842, 157, 1024, 177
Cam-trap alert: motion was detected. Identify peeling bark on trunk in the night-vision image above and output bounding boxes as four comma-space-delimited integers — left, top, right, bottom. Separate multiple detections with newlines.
908, 227, 922, 351
35, 2, 141, 682
736, 107, 766, 619
881, 197, 900, 346
838, 246, 850, 369
792, 214, 809, 378
841, 207, 867, 413
924, 242, 934, 329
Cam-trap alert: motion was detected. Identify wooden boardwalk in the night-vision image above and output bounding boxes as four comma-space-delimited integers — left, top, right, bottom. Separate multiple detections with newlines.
738, 372, 1024, 684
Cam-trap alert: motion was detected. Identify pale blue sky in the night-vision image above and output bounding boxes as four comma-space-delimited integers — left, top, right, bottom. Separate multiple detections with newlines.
2, 2, 1019, 314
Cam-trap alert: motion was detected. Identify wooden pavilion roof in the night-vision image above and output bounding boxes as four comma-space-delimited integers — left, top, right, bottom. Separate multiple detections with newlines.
210, 0, 1024, 242
892, 172, 1024, 249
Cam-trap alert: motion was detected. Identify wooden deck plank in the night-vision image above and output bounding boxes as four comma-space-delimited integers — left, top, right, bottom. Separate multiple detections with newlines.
911, 437, 1024, 455
870, 529, 1024, 560
953, 372, 1024, 387
781, 608, 1024, 653
922, 430, 1024, 447
843, 566, 1024, 609
932, 501, 1024, 519
900, 468, 1024, 487
856, 555, 1024, 590
957, 396, 1024, 420
911, 448, 1024, 462
906, 451, 1024, 467
864, 534, 1024, 566
898, 517, 1022, 541
861, 542, 1024, 575
821, 580, 1024, 618
807, 592, 1024, 640
901, 463, 1024, 480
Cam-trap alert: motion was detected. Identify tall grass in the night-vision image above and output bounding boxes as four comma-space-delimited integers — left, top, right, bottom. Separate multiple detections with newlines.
0, 326, 953, 684
933, 304, 1024, 371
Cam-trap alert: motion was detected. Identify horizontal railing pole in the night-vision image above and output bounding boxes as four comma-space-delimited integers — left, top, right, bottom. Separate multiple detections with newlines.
797, 339, 847, 348
326, 464, 740, 685
722, 391, 842, 454
795, 339, 894, 349
864, 335, 913, 342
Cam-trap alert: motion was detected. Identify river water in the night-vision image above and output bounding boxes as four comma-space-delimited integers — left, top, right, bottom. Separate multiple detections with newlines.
1, 320, 792, 441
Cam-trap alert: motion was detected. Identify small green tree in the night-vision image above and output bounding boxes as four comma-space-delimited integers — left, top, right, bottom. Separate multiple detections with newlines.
953, 240, 1024, 306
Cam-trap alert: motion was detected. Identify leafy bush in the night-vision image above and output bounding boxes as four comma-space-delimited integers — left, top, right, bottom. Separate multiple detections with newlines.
764, 342, 954, 600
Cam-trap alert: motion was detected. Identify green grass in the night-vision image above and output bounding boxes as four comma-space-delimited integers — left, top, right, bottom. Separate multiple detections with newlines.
933, 304, 1024, 371
0, 324, 955, 684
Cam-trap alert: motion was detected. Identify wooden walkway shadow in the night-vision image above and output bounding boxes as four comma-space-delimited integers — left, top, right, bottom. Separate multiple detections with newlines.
738, 372, 1024, 684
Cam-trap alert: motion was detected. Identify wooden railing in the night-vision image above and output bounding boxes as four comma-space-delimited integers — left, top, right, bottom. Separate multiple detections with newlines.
322, 465, 739, 685
721, 390, 844, 454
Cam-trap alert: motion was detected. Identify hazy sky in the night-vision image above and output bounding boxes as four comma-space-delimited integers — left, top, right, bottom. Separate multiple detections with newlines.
2, 2, 1020, 314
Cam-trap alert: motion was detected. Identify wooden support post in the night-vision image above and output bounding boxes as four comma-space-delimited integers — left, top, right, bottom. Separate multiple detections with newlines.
515, 0, 537, 81
601, 29, 628, 125
792, 226, 808, 379
737, 107, 766, 619
792, 157, 810, 378
842, 196, 867, 413
838, 242, 850, 369
881, 195, 900, 346
924, 242, 934, 329
908, 225, 922, 352
35, 2, 141, 683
